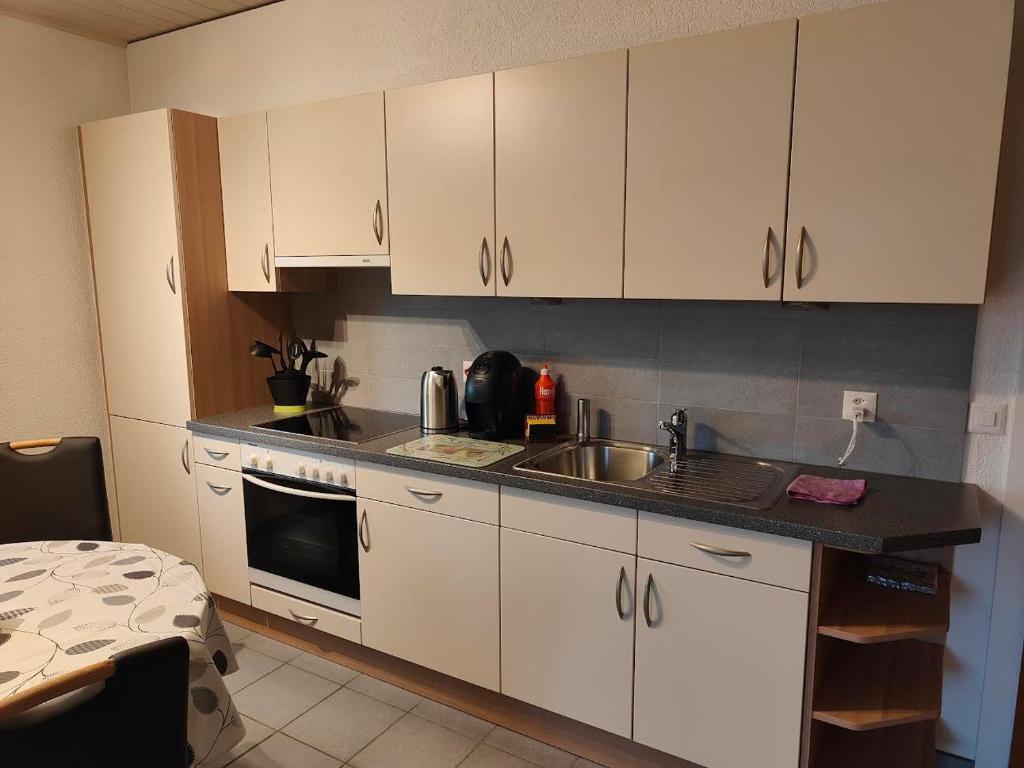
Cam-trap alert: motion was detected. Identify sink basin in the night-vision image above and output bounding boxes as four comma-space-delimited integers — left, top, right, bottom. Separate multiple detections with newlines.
515, 439, 665, 483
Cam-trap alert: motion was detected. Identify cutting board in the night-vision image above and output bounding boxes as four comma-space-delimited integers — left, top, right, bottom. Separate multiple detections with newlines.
386, 435, 525, 468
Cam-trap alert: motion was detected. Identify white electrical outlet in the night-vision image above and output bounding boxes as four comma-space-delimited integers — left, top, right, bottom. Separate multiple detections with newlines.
842, 391, 877, 422
968, 402, 1007, 435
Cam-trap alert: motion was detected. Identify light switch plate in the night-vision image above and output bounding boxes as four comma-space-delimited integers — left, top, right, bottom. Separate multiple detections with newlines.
842, 391, 877, 422
968, 402, 1007, 435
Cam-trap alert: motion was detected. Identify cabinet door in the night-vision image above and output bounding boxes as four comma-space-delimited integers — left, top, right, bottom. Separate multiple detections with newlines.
634, 559, 807, 768
785, 0, 1013, 303
495, 50, 627, 298
387, 74, 495, 296
625, 21, 796, 300
501, 529, 635, 737
80, 110, 192, 426
219, 111, 277, 292
196, 463, 249, 604
268, 92, 388, 257
110, 416, 202, 571
358, 499, 499, 690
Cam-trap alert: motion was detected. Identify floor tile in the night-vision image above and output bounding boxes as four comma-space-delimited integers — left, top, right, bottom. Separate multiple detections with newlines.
457, 743, 532, 768
202, 715, 273, 768
484, 728, 576, 768
223, 647, 285, 695
223, 621, 253, 645
572, 759, 605, 768
347, 673, 423, 710
283, 687, 404, 761
410, 698, 495, 740
236, 630, 305, 662
348, 713, 476, 768
233, 664, 340, 729
289, 652, 360, 685
229, 732, 339, 768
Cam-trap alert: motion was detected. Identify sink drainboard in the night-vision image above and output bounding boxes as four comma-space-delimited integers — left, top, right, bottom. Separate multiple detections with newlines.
644, 455, 781, 505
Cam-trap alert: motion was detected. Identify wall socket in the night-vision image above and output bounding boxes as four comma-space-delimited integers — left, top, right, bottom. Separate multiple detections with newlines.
842, 391, 878, 422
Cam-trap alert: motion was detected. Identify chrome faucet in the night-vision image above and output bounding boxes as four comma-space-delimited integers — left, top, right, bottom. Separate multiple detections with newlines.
576, 398, 591, 444
659, 408, 688, 471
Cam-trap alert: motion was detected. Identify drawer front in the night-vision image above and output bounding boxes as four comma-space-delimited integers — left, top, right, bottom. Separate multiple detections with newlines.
193, 434, 241, 471
356, 462, 498, 524
638, 511, 812, 592
251, 585, 362, 644
500, 487, 637, 554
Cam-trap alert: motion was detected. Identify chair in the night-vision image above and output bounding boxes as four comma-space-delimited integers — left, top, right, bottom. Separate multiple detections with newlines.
0, 437, 111, 544
0, 636, 190, 768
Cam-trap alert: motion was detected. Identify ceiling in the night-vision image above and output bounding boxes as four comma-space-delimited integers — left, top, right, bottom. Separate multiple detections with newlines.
0, 0, 279, 46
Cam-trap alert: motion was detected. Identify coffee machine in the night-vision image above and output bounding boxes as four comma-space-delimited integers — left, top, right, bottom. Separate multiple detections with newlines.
464, 351, 525, 439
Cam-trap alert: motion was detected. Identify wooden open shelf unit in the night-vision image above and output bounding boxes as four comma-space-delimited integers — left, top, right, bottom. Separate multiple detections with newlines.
801, 546, 951, 768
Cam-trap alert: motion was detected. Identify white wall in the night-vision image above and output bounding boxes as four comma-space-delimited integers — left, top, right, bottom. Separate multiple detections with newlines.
125, 0, 1023, 758
0, 16, 129, 535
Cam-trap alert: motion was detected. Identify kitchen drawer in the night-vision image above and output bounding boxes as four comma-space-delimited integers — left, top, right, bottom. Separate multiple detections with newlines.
356, 462, 498, 525
193, 434, 241, 471
638, 511, 812, 592
500, 487, 637, 554
251, 585, 362, 644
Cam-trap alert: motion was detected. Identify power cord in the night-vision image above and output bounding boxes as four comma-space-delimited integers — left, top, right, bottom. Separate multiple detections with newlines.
838, 406, 866, 466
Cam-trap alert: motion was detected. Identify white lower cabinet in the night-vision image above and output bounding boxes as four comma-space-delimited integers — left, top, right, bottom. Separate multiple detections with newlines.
195, 463, 250, 605
633, 558, 807, 768
109, 416, 202, 571
358, 498, 500, 690
500, 529, 636, 737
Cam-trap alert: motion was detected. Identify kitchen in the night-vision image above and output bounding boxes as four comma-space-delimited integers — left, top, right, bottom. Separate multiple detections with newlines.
1, 0, 1023, 767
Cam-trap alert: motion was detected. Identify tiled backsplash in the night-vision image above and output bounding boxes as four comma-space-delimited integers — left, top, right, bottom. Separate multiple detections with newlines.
293, 270, 976, 481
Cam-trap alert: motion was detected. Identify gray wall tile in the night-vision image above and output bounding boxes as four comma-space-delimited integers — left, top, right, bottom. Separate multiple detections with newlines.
660, 405, 797, 462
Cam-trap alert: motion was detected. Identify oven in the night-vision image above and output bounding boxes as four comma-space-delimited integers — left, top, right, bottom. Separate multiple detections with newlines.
242, 449, 360, 616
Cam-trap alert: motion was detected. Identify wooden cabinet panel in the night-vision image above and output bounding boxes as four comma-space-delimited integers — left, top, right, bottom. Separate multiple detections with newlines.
268, 92, 388, 257
495, 50, 627, 298
196, 463, 249, 604
387, 74, 496, 296
193, 434, 241, 471
356, 462, 498, 525
500, 487, 636, 554
251, 585, 361, 644
625, 20, 796, 300
785, 0, 1013, 303
501, 529, 635, 736
633, 558, 807, 768
79, 109, 192, 426
218, 111, 277, 291
109, 416, 202, 570
358, 499, 499, 690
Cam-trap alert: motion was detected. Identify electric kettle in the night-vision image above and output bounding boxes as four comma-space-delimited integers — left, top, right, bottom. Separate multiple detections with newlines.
420, 366, 459, 433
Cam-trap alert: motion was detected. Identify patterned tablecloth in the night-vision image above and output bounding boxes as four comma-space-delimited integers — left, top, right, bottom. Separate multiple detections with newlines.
0, 540, 244, 766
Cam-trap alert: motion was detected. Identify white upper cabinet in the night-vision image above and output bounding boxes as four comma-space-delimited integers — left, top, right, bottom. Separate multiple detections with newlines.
218, 111, 277, 291
785, 0, 1013, 303
495, 50, 628, 298
625, 20, 796, 300
79, 109, 192, 427
386, 74, 496, 296
268, 92, 389, 257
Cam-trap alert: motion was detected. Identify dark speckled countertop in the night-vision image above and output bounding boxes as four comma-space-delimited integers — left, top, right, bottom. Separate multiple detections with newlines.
189, 405, 981, 554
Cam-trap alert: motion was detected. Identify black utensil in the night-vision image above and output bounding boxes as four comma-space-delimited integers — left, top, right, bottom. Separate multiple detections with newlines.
287, 336, 308, 372
250, 340, 282, 374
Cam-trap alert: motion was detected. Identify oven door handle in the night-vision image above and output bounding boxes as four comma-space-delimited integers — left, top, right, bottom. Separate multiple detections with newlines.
242, 473, 351, 501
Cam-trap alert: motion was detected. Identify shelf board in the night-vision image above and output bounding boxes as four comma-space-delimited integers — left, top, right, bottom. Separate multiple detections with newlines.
812, 640, 943, 732
818, 568, 950, 645
810, 721, 936, 768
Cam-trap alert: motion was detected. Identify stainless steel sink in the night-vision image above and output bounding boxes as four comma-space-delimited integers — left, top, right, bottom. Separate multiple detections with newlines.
515, 439, 666, 483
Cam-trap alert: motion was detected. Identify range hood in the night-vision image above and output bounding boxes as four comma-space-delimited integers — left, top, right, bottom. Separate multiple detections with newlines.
275, 255, 390, 268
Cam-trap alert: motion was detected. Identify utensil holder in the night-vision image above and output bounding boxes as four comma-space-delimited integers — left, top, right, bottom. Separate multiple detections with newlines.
267, 374, 311, 413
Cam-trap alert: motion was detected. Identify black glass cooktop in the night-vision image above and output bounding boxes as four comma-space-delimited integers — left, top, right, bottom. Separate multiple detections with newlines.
252, 406, 419, 445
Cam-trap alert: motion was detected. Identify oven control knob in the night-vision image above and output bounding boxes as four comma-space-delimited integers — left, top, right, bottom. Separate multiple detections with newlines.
264, 458, 273, 471
311, 467, 320, 480
250, 455, 259, 468
297, 463, 306, 477
325, 469, 335, 483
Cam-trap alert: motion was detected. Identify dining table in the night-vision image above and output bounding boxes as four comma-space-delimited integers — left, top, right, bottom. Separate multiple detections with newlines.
0, 540, 245, 766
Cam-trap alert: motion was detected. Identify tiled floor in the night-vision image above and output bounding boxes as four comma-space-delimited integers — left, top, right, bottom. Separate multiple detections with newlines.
211, 621, 599, 768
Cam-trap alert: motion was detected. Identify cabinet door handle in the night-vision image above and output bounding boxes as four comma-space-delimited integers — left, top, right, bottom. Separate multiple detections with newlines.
479, 237, 490, 286
359, 510, 370, 552
615, 566, 627, 620
261, 243, 271, 283
372, 200, 384, 245
500, 237, 511, 286
288, 609, 318, 625
165, 254, 176, 294
204, 448, 229, 460
405, 486, 442, 499
762, 227, 772, 289
181, 441, 190, 475
795, 226, 807, 289
690, 541, 752, 558
643, 572, 655, 628
206, 481, 232, 495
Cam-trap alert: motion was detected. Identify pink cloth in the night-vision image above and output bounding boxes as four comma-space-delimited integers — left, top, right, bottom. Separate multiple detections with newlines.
787, 474, 866, 506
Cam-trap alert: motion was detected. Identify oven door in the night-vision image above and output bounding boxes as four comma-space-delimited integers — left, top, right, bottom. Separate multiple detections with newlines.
242, 470, 360, 616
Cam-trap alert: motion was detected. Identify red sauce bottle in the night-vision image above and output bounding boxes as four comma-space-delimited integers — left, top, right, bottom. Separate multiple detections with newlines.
534, 364, 556, 415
